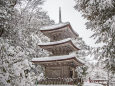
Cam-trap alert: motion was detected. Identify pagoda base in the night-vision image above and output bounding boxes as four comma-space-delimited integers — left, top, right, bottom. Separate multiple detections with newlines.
37, 78, 83, 85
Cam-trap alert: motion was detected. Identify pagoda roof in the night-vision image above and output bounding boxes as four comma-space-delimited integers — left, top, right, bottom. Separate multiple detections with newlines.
32, 53, 84, 66
40, 22, 78, 41
38, 38, 79, 49
39, 38, 73, 46
38, 38, 80, 55
40, 22, 70, 31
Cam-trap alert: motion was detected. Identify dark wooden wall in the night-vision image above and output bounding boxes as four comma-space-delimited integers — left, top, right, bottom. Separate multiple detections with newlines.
45, 66, 76, 78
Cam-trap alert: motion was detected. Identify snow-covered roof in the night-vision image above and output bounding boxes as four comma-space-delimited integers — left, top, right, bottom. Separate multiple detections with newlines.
40, 22, 70, 31
38, 38, 72, 46
32, 53, 76, 62
76, 57, 85, 65
32, 53, 84, 65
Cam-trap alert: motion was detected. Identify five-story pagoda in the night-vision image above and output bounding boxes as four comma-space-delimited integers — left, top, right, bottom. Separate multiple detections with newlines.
32, 8, 84, 84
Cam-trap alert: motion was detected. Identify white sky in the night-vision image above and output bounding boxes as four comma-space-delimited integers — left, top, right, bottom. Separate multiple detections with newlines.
42, 0, 102, 47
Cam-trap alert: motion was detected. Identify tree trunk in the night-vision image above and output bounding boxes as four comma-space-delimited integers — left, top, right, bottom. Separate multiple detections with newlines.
107, 70, 110, 86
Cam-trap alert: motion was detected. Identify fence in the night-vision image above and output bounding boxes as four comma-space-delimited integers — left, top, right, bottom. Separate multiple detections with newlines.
110, 81, 115, 86
37, 78, 83, 85
88, 77, 108, 86
89, 78, 115, 86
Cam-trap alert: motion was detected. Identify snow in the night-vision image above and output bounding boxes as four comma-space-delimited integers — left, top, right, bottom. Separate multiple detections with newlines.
32, 53, 76, 62
32, 53, 84, 65
76, 57, 85, 65
40, 22, 70, 30
38, 38, 72, 46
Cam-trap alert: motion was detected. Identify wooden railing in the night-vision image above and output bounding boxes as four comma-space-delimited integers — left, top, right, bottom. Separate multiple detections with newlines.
89, 78, 115, 86
89, 78, 107, 86
110, 81, 115, 86
37, 78, 83, 85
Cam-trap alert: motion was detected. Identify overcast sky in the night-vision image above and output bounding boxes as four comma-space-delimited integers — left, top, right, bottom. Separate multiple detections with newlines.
42, 0, 103, 47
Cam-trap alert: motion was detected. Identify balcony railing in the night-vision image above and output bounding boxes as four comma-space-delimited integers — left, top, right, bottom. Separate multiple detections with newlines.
37, 78, 83, 85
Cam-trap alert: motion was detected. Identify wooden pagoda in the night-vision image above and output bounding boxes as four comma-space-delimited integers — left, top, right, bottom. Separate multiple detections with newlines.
32, 8, 84, 84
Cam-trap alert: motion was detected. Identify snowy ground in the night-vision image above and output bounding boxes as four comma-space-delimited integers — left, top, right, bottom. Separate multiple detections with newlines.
36, 82, 103, 86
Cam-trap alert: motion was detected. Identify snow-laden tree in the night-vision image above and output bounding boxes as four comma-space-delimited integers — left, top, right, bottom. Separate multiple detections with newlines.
74, 0, 115, 73
73, 37, 90, 86
75, 37, 90, 59
0, 0, 54, 86
11, 0, 54, 59
87, 63, 108, 80
0, 40, 35, 86
0, 0, 16, 37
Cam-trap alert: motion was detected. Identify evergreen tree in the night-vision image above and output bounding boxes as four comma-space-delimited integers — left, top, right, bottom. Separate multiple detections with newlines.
0, 0, 54, 86
74, 0, 115, 72
74, 37, 90, 86
0, 0, 16, 37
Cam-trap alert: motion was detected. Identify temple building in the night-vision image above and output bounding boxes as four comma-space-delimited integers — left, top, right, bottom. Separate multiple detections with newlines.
32, 8, 84, 84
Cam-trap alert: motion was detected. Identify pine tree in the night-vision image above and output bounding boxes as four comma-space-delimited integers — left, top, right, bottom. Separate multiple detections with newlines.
74, 0, 115, 73
0, 0, 16, 37
0, 0, 54, 86
74, 37, 90, 85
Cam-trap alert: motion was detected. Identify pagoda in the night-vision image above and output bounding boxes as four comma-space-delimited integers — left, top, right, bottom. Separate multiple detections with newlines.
32, 8, 83, 84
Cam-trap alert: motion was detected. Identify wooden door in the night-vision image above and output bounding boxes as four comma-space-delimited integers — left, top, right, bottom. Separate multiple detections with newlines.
50, 69, 61, 78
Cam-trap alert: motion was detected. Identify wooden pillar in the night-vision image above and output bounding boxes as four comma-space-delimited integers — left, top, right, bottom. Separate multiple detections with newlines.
44, 67, 46, 77
72, 68, 75, 78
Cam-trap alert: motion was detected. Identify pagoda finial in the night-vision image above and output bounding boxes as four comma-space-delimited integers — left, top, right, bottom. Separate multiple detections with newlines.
59, 7, 62, 23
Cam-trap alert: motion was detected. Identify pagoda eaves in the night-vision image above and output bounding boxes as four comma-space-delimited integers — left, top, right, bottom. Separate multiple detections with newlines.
32, 53, 83, 67
40, 22, 70, 31
38, 38, 80, 56
40, 22, 78, 42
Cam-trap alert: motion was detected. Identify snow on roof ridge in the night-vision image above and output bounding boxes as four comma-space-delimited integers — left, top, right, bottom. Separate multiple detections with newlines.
40, 22, 70, 30
32, 53, 76, 62
77, 57, 85, 65
38, 38, 72, 46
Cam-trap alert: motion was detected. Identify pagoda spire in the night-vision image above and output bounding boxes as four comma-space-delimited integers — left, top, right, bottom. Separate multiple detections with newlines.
59, 7, 62, 23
